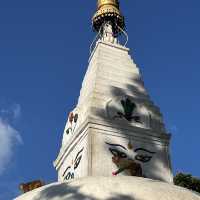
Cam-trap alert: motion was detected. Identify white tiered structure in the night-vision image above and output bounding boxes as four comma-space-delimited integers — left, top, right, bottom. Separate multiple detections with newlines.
15, 2, 200, 200
54, 24, 172, 183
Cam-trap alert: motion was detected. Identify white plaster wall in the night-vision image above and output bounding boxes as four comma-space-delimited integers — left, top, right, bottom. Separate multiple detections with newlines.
58, 134, 89, 181
90, 128, 172, 183
77, 41, 166, 134
15, 177, 200, 200
54, 40, 172, 183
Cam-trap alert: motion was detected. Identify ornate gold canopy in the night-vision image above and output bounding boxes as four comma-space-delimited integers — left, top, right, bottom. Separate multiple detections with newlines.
92, 0, 125, 35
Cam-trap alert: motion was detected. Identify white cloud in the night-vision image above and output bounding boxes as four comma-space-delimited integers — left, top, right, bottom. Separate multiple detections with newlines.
0, 103, 21, 123
0, 104, 22, 175
12, 104, 21, 120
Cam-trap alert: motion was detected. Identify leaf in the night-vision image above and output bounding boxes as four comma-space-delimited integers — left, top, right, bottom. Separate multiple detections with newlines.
174, 173, 200, 193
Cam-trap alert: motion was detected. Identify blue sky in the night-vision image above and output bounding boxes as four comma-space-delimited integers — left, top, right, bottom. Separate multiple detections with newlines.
0, 0, 200, 199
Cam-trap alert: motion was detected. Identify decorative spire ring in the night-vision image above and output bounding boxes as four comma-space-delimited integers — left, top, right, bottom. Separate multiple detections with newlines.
92, 0, 125, 35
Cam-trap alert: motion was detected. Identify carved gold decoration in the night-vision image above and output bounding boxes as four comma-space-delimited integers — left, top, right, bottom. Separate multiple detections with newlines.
92, 0, 125, 34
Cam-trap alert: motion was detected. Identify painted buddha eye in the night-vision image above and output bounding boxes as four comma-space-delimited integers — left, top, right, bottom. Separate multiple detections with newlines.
109, 148, 127, 158
135, 155, 153, 163
134, 148, 155, 163
119, 152, 127, 158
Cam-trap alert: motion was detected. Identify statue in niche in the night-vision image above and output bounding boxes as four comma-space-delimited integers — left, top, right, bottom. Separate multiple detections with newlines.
102, 22, 116, 43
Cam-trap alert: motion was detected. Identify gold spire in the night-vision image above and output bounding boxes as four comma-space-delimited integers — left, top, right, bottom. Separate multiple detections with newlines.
92, 0, 125, 35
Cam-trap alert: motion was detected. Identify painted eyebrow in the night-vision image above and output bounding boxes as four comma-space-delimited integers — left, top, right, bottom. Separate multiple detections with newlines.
134, 148, 155, 154
62, 166, 71, 177
74, 147, 84, 163
106, 142, 127, 151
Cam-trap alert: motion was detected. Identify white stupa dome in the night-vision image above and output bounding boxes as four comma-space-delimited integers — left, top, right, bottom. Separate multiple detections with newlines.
15, 176, 200, 200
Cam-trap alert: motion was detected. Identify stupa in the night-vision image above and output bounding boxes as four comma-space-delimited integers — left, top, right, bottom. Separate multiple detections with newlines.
15, 1, 200, 199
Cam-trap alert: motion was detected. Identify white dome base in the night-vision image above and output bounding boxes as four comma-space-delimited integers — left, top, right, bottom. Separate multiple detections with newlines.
15, 176, 200, 200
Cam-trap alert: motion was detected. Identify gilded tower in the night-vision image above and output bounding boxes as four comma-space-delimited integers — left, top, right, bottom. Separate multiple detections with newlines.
92, 0, 125, 34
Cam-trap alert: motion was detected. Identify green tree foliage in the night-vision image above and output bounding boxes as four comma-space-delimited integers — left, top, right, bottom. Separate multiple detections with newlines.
174, 173, 200, 193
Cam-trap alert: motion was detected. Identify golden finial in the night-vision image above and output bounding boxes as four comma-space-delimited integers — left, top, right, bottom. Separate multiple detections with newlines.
92, 0, 125, 35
